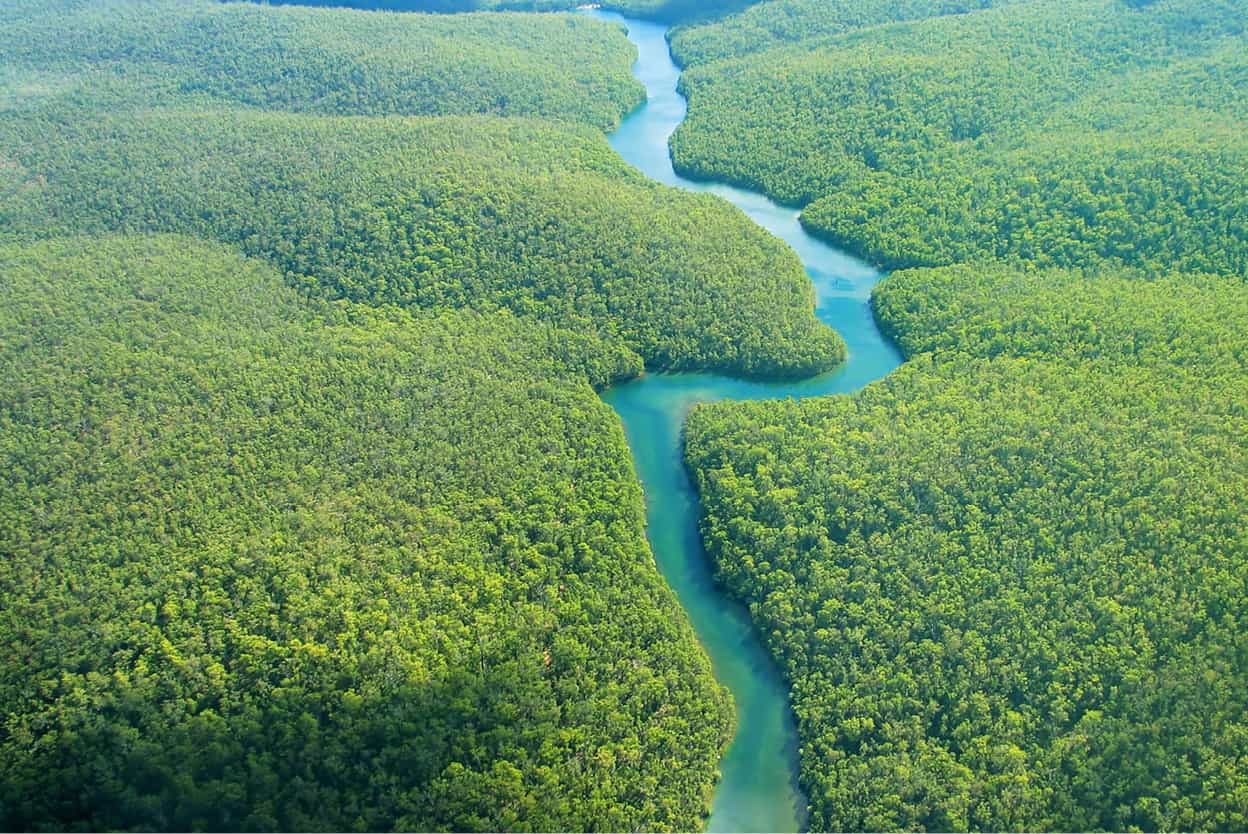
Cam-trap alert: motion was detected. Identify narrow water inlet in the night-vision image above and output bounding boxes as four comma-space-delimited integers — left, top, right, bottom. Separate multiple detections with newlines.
593, 12, 905, 832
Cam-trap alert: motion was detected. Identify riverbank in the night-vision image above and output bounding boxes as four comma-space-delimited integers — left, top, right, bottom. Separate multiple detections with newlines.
592, 11, 903, 831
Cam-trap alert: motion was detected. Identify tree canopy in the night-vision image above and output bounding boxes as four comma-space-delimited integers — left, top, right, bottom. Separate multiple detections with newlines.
0, 0, 849, 828
0, 108, 843, 378
678, 2, 1248, 829
0, 0, 643, 130
668, 0, 1024, 66
686, 263, 1248, 831
0, 234, 735, 831
669, 0, 1248, 274
239, 0, 757, 24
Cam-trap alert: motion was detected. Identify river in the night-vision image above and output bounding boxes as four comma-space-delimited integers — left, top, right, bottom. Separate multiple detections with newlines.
590, 11, 905, 832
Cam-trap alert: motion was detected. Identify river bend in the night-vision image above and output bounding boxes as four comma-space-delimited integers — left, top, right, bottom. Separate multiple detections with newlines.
593, 12, 904, 832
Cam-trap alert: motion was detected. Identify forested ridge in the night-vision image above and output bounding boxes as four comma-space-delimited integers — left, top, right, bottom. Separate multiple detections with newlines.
0, 0, 643, 129
687, 264, 1248, 831
0, 108, 842, 377
0, 0, 844, 381
678, 0, 1248, 829
668, 0, 1248, 273
667, 0, 1024, 66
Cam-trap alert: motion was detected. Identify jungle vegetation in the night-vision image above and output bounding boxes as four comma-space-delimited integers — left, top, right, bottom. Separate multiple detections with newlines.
669, 0, 1248, 274
240, 0, 756, 23
0, 0, 844, 828
0, 235, 736, 830
0, 108, 842, 377
686, 263, 1248, 831
7, 0, 1248, 830
678, 1, 1248, 830
667, 0, 1023, 66
0, 0, 643, 130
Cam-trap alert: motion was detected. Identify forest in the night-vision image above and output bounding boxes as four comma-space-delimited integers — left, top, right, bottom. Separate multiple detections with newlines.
687, 264, 1248, 830
679, 2, 1248, 827
5, 0, 1248, 829
0, 108, 841, 378
0, 0, 843, 828
668, 0, 1023, 66
668, 0, 1248, 274
238, 0, 756, 23
0, 235, 736, 830
0, 0, 643, 130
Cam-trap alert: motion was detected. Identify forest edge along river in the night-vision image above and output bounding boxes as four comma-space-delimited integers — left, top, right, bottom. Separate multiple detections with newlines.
591, 11, 905, 832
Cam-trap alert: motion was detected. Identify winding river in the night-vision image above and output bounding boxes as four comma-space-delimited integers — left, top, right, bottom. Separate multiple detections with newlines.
591, 12, 905, 832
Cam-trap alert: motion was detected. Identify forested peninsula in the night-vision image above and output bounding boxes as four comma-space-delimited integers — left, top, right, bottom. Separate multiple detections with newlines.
2, 235, 732, 830
0, 110, 841, 378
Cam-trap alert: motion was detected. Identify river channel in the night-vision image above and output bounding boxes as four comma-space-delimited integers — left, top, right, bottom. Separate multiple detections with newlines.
593, 11, 904, 831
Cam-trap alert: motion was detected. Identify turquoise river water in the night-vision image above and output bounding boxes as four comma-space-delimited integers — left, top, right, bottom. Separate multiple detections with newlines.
592, 11, 905, 832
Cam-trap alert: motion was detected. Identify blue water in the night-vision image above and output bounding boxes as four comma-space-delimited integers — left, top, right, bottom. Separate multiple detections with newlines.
593, 12, 904, 832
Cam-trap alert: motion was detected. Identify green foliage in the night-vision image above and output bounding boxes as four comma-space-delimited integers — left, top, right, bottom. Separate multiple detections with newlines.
669, 0, 1020, 66
686, 263, 1248, 830
677, 2, 1248, 827
669, 0, 1248, 273
873, 262, 1248, 367
800, 119, 1248, 274
0, 234, 734, 831
242, 0, 755, 23
0, 0, 859, 829
605, 0, 756, 22
0, 0, 643, 129
0, 109, 843, 377
245, 0, 577, 11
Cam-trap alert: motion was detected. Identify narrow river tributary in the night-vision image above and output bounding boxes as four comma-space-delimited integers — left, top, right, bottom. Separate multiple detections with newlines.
593, 12, 905, 831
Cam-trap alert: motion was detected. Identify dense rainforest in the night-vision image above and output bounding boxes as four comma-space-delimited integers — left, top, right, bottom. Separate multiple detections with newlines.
6, 0, 1248, 830
668, 0, 1248, 274
0, 0, 643, 130
0, 0, 844, 829
0, 235, 735, 830
687, 264, 1248, 831
0, 109, 842, 377
667, 0, 1024, 66
238, 0, 755, 23
675, 0, 1248, 830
